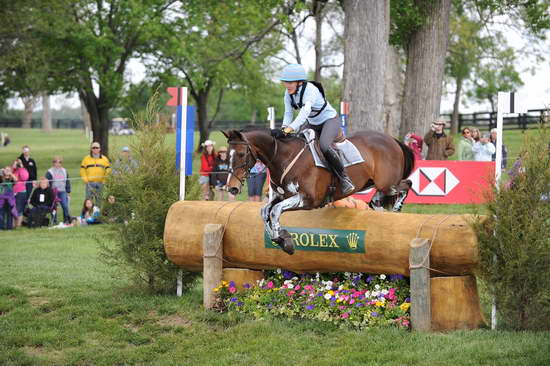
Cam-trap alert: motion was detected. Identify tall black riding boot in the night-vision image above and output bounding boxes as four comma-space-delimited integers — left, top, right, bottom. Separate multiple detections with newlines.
324, 147, 355, 195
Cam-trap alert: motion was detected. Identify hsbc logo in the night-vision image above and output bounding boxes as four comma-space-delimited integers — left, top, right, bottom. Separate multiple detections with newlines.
409, 167, 460, 196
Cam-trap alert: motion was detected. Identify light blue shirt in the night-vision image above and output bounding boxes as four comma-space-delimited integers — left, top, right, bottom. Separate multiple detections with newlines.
282, 83, 337, 131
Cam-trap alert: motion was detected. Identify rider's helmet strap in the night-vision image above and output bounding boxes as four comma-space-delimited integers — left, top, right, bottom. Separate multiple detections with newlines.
290, 81, 327, 118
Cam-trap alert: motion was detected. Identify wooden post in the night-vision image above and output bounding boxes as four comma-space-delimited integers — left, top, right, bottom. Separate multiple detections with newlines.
410, 238, 431, 331
203, 224, 224, 309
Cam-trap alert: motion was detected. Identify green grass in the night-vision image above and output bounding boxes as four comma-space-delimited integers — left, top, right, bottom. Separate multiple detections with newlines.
1, 228, 549, 365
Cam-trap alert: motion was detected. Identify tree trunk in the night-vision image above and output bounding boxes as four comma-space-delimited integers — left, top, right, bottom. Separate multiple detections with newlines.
342, 0, 389, 133
313, 0, 325, 82
400, 0, 452, 139
41, 92, 52, 132
383, 45, 404, 137
250, 107, 257, 125
195, 90, 209, 152
80, 96, 92, 137
451, 77, 463, 135
21, 96, 37, 128
79, 89, 110, 156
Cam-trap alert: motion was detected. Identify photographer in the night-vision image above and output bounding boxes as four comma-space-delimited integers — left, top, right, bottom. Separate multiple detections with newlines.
423, 119, 455, 160
472, 132, 496, 162
0, 167, 18, 230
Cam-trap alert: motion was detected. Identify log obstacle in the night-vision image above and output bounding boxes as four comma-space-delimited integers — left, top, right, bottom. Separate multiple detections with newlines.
164, 201, 486, 331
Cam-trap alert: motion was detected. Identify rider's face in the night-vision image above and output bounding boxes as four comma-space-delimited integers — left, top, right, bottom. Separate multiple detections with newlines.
282, 81, 299, 95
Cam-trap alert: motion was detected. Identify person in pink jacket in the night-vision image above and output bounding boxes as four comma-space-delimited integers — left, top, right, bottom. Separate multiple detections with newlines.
405, 132, 424, 161
11, 159, 29, 227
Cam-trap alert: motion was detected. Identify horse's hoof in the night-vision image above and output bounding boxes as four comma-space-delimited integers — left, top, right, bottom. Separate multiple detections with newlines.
279, 229, 294, 255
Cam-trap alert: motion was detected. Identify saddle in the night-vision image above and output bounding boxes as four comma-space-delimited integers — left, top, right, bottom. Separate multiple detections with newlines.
301, 129, 365, 169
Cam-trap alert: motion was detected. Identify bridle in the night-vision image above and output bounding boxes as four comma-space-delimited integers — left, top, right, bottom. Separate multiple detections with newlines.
227, 135, 279, 186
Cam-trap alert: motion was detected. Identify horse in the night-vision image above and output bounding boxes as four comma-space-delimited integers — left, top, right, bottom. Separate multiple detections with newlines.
222, 127, 415, 255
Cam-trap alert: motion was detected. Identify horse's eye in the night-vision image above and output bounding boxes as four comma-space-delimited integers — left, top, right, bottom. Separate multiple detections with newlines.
236, 152, 245, 158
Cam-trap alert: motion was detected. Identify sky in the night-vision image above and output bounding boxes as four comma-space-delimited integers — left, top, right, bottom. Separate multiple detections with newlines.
8, 15, 550, 116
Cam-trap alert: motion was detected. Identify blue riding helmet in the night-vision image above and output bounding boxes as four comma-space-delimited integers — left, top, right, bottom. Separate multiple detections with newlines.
279, 64, 307, 81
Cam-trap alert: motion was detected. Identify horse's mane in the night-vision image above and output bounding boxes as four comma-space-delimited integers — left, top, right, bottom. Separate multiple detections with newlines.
239, 125, 302, 142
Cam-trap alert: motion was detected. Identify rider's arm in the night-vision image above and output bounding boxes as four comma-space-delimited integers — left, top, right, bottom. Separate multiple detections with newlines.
287, 101, 313, 131
282, 92, 294, 127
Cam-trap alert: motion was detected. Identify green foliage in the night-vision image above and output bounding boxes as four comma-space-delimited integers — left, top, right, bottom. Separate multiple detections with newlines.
389, 0, 430, 47
100, 94, 200, 293
472, 127, 550, 330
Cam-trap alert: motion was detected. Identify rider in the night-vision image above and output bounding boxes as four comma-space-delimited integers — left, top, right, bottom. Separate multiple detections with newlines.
276, 63, 355, 194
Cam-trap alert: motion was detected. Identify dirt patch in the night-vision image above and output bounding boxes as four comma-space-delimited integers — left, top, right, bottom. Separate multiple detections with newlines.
123, 323, 141, 333
28, 297, 50, 307
156, 314, 192, 328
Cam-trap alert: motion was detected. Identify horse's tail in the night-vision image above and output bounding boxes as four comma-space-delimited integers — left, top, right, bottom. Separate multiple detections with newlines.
394, 138, 415, 179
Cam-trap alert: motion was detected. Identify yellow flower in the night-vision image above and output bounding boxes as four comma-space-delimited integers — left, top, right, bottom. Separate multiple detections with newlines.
375, 301, 385, 307
213, 287, 219, 292
328, 290, 334, 296
221, 281, 228, 287
336, 298, 343, 303
400, 302, 411, 311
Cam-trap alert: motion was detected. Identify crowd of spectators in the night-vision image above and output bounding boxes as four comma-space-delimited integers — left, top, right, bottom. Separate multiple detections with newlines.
0, 142, 135, 231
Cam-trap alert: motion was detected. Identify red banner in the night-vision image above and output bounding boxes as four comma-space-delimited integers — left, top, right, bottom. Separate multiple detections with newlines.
353, 160, 495, 204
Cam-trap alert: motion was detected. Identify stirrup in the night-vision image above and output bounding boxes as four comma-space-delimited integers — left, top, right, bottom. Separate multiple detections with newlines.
341, 177, 355, 195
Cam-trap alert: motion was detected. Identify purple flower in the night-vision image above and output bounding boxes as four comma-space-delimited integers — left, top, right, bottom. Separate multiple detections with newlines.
355, 302, 364, 307
330, 296, 336, 302
306, 304, 315, 310
229, 281, 236, 288
237, 302, 243, 306
243, 283, 251, 289
283, 270, 294, 279
390, 274, 405, 281
371, 312, 379, 317
405, 297, 410, 303
230, 297, 238, 302
317, 292, 323, 297
366, 275, 374, 283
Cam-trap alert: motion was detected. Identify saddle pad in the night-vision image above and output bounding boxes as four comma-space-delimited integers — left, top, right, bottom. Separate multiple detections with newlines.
302, 129, 365, 169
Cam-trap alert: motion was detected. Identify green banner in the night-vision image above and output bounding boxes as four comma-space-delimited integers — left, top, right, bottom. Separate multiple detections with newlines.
264, 227, 365, 253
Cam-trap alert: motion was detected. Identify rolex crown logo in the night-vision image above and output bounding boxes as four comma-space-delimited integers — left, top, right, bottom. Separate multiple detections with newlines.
346, 233, 359, 250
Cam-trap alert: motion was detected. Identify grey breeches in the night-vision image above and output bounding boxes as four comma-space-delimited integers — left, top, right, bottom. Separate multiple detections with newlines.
306, 116, 342, 153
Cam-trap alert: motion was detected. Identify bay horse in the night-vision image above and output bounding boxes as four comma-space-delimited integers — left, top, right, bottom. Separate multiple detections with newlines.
222, 127, 415, 255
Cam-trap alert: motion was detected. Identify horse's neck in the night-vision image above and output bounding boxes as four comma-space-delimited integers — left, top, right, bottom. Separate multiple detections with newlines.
250, 133, 303, 176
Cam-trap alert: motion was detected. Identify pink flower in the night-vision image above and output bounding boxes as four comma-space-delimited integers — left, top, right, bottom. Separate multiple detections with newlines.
300, 290, 305, 295
294, 285, 301, 291
338, 305, 347, 310
341, 312, 350, 319
267, 281, 274, 289
304, 285, 313, 291
349, 299, 355, 305
229, 287, 236, 294
287, 290, 296, 296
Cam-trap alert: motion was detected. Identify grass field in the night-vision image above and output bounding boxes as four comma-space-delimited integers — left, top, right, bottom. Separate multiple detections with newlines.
1, 127, 548, 365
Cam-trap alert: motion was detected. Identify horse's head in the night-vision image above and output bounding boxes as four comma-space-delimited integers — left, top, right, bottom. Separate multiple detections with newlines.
222, 129, 258, 196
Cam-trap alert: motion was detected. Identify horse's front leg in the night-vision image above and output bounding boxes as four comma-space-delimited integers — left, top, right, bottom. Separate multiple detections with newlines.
269, 193, 305, 255
261, 193, 282, 239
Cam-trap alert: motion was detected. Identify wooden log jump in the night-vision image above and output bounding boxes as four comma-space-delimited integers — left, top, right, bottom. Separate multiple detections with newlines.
164, 201, 486, 331
164, 201, 478, 276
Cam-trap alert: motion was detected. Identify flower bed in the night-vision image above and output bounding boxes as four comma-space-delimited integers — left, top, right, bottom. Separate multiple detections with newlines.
215, 270, 411, 329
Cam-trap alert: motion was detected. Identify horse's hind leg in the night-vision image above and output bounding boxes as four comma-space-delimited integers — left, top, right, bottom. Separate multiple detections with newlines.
269, 194, 305, 255
369, 190, 385, 211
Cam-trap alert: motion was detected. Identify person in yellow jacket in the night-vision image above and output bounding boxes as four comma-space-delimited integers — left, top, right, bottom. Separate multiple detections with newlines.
80, 142, 110, 206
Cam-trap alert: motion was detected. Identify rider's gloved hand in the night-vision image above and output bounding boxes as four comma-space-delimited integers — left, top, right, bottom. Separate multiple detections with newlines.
282, 127, 294, 135
271, 129, 285, 139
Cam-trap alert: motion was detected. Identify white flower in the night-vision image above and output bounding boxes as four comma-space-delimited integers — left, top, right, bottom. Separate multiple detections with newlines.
365, 291, 371, 297
325, 285, 332, 291
324, 293, 332, 300
375, 284, 380, 290
344, 272, 351, 278
292, 276, 299, 281
371, 291, 379, 298
379, 274, 386, 280
276, 269, 281, 274
381, 289, 389, 295
338, 285, 344, 291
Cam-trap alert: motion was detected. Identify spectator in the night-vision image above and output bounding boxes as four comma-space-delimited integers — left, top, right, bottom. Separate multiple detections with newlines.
80, 198, 101, 225
199, 140, 216, 201
211, 146, 235, 201
472, 132, 496, 162
11, 159, 29, 227
490, 128, 508, 169
470, 128, 481, 143
247, 160, 267, 202
404, 132, 423, 161
1, 132, 10, 147
28, 177, 55, 228
457, 127, 475, 161
0, 167, 17, 230
46, 156, 72, 224
101, 195, 120, 223
80, 142, 110, 206
423, 118, 455, 160
113, 146, 138, 175
18, 145, 37, 199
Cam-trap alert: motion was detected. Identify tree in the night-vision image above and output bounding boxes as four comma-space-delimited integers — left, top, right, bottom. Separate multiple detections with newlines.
1, 0, 179, 156
400, 0, 452, 138
342, 0, 389, 133
152, 0, 286, 149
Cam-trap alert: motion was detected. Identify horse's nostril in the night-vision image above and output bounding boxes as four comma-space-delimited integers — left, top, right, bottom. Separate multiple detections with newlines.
229, 187, 239, 195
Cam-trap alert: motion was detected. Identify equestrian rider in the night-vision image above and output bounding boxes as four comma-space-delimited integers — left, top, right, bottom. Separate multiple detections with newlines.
276, 63, 355, 194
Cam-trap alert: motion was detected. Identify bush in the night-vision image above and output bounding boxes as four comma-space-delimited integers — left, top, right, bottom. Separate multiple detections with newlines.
100, 94, 200, 293
472, 127, 550, 330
